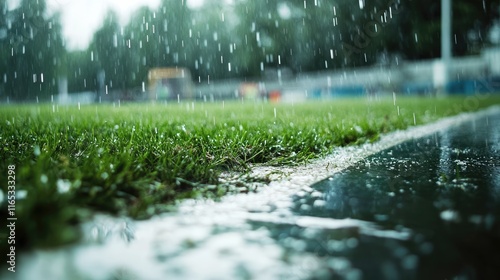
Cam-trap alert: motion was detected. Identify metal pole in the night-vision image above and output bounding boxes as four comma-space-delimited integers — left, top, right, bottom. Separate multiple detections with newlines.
441, 0, 452, 94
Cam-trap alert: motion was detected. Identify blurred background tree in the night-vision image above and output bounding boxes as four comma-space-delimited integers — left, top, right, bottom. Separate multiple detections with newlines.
1, 0, 499, 100
191, 0, 237, 81
0, 0, 65, 101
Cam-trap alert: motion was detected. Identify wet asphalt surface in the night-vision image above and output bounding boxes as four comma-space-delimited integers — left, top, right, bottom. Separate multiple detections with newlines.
255, 112, 500, 279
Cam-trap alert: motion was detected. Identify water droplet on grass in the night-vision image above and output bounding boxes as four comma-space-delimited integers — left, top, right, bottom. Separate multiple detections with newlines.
34, 145, 41, 156
313, 199, 326, 208
440, 210, 460, 222
57, 179, 71, 193
16, 190, 27, 199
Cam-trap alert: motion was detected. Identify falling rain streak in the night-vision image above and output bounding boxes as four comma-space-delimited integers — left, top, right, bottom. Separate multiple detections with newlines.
359, 0, 365, 9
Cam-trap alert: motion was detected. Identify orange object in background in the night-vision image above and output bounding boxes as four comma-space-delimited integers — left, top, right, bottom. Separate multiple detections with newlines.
268, 90, 281, 103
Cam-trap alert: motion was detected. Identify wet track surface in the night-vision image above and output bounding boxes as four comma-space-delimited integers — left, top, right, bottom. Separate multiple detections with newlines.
272, 112, 500, 279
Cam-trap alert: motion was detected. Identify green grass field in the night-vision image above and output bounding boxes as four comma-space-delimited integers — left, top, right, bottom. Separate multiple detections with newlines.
1, 95, 499, 250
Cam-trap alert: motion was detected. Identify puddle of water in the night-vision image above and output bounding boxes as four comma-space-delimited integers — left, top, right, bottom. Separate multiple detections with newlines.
288, 111, 500, 279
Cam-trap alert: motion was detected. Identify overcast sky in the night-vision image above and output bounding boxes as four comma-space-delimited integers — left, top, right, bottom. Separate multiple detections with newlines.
8, 0, 204, 50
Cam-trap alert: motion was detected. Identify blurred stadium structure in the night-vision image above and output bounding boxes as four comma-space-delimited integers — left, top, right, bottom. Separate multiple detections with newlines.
57, 48, 500, 105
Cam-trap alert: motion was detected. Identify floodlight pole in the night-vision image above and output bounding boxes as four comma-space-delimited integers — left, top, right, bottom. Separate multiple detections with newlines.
440, 0, 452, 95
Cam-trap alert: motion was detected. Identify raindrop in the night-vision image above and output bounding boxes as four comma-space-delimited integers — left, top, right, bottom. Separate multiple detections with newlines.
40, 174, 48, 184
346, 237, 359, 248
34, 145, 41, 156
228, 63, 232, 72
414, 33, 418, 43
57, 179, 71, 194
278, 3, 291, 19
359, 0, 365, 9
440, 210, 460, 222
402, 255, 418, 270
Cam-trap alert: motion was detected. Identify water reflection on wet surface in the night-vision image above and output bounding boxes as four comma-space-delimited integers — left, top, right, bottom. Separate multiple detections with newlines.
257, 113, 500, 279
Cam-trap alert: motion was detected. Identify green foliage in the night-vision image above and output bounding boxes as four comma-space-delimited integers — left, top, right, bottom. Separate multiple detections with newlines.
0, 0, 65, 101
0, 96, 499, 251
60, 0, 500, 94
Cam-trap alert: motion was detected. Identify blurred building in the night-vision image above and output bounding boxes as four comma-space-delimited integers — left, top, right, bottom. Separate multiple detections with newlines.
148, 68, 194, 101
